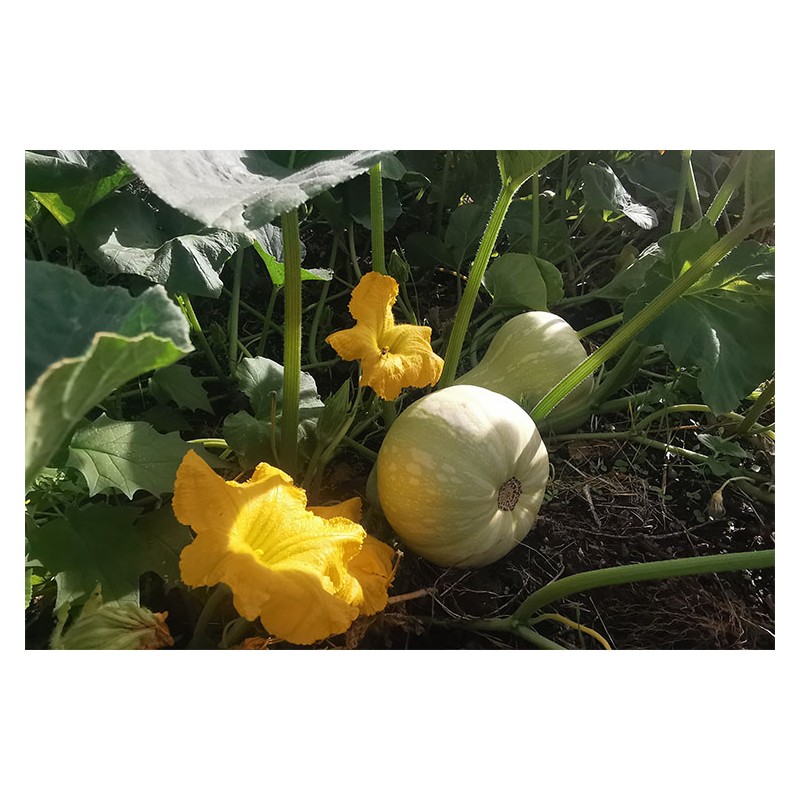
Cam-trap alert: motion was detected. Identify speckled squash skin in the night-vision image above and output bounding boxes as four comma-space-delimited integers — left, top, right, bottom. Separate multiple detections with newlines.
376, 385, 550, 568
455, 311, 593, 431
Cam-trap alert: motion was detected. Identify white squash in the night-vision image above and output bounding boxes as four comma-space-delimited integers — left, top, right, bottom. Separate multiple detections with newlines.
376, 385, 550, 568
455, 311, 593, 430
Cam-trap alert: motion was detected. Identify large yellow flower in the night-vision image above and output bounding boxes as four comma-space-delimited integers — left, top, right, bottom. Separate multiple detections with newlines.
173, 451, 397, 645
325, 271, 444, 401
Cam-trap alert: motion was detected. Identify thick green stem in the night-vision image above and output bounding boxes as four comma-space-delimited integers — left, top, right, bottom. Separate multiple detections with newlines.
369, 163, 386, 274
227, 248, 244, 375
280, 209, 303, 476
706, 152, 747, 225
512, 549, 775, 623
530, 173, 540, 257
671, 150, 691, 233
576, 313, 624, 339
450, 616, 565, 650
531, 222, 755, 422
440, 181, 518, 386
736, 379, 775, 435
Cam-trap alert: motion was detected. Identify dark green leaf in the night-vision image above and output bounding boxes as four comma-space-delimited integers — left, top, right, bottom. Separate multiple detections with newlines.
344, 174, 403, 231
66, 414, 194, 498
149, 364, 213, 412
744, 150, 775, 228
445, 203, 489, 268
626, 238, 774, 413
403, 232, 453, 268
236, 357, 324, 421
223, 411, 275, 469
696, 434, 749, 460
116, 150, 394, 233
483, 253, 562, 311
595, 244, 662, 301
581, 162, 658, 229
26, 505, 191, 610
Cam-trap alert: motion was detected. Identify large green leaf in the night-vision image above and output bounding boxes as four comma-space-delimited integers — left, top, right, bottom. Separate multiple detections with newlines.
116, 150, 393, 233
25, 261, 193, 485
581, 162, 658, 229
223, 411, 317, 471
253, 240, 332, 287
236, 357, 324, 421
483, 253, 563, 311
149, 364, 213, 412
26, 150, 134, 225
74, 192, 243, 298
497, 151, 567, 188
626, 238, 774, 413
445, 203, 490, 268
26, 505, 192, 610
66, 414, 194, 499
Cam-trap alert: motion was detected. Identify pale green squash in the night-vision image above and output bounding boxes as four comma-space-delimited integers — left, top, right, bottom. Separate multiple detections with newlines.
376, 385, 550, 568
455, 311, 593, 431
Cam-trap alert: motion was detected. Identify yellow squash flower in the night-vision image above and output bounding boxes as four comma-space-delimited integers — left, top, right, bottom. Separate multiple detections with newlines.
173, 451, 397, 645
326, 271, 444, 401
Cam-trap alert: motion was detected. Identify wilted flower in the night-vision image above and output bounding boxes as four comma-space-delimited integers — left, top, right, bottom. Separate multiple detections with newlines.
54, 601, 173, 650
326, 272, 444, 401
173, 451, 397, 645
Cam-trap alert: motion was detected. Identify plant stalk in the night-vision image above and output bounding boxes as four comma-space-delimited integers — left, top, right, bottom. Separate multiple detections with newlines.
705, 152, 747, 225
440, 181, 518, 386
369, 162, 386, 274
280, 208, 303, 476
227, 248, 244, 375
512, 549, 775, 623
671, 149, 691, 233
736, 379, 775, 435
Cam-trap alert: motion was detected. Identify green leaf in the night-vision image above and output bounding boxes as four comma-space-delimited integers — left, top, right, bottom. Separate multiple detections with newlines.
595, 245, 662, 301
387, 250, 411, 284
26, 150, 134, 225
403, 232, 453, 269
497, 151, 567, 188
223, 411, 318, 471
116, 150, 394, 234
26, 505, 192, 610
236, 357, 324, 421
253, 240, 332, 287
445, 203, 489, 268
25, 261, 193, 486
25, 568, 33, 609
581, 162, 658, 229
343, 173, 403, 231
483, 253, 563, 311
626, 238, 774, 413
74, 192, 243, 298
149, 364, 213, 413
696, 434, 749, 460
66, 414, 193, 498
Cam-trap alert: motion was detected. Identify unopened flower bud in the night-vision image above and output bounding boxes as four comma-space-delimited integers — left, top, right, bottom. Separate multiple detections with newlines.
55, 603, 174, 650
706, 489, 726, 520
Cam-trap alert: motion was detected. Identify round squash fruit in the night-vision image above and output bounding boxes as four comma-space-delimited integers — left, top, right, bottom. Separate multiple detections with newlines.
376, 385, 550, 568
455, 311, 593, 432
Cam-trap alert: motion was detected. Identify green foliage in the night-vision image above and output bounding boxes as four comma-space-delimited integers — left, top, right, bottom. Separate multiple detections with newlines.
580, 162, 658, 229
26, 505, 192, 610
149, 364, 213, 413
253, 240, 332, 286
626, 227, 774, 413
25, 150, 134, 225
483, 253, 564, 311
235, 356, 324, 421
25, 261, 193, 485
66, 414, 194, 498
116, 149, 394, 233
497, 150, 567, 188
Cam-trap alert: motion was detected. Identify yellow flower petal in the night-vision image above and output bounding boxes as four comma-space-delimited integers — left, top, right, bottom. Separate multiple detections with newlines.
173, 451, 366, 645
348, 535, 398, 615
325, 272, 444, 400
310, 497, 398, 614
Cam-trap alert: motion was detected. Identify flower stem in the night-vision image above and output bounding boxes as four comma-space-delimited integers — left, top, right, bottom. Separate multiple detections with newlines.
512, 549, 775, 624
280, 208, 303, 476
440, 181, 518, 387
576, 312, 624, 339
369, 163, 386, 274
228, 248, 244, 375
706, 152, 747, 224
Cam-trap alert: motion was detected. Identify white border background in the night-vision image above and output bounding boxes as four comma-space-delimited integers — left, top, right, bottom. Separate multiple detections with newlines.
5, 2, 792, 797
